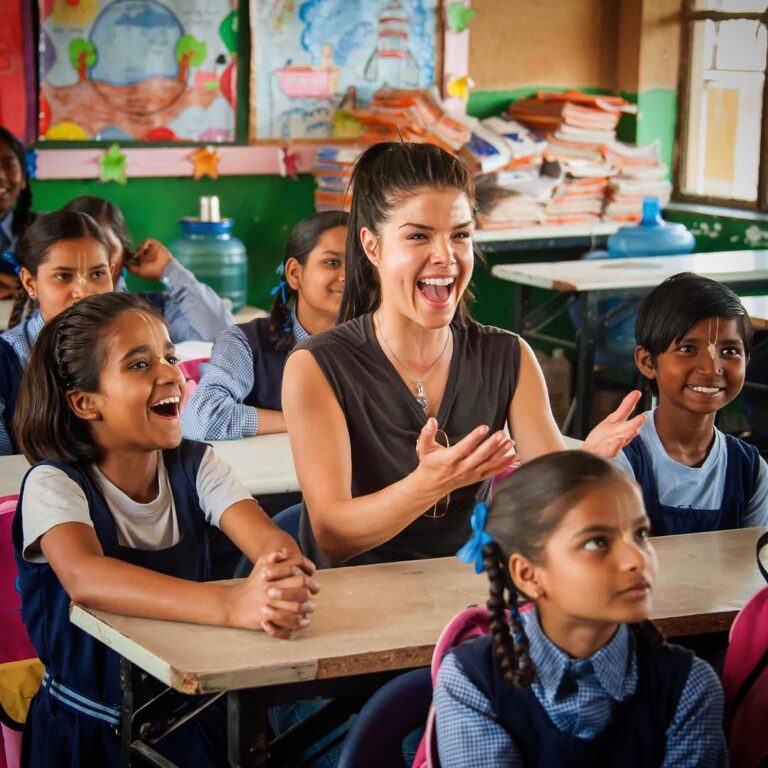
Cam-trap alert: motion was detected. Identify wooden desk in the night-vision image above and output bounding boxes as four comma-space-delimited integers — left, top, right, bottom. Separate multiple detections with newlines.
742, 295, 768, 330
71, 527, 766, 766
492, 250, 768, 437
0, 303, 264, 333
474, 222, 619, 254
0, 434, 299, 498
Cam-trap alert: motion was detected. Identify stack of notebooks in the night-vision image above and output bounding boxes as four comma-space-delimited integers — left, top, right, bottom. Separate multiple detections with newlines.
603, 141, 672, 222
311, 87, 473, 211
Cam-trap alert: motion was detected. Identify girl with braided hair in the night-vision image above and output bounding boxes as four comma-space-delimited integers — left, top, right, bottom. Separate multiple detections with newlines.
182, 210, 347, 440
436, 451, 726, 767
12, 292, 319, 767
0, 210, 114, 454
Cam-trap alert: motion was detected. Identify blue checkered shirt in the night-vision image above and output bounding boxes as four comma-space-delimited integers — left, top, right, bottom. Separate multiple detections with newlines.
0, 311, 44, 455
117, 257, 234, 343
182, 311, 309, 440
434, 609, 726, 767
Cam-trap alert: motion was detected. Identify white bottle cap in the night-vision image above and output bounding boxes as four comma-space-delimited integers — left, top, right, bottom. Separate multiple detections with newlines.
209, 196, 221, 222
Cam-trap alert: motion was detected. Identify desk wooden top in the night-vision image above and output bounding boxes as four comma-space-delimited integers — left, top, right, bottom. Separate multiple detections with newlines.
70, 527, 767, 695
0, 434, 299, 498
0, 436, 582, 498
492, 250, 768, 293
474, 222, 619, 244
742, 295, 768, 330
0, 303, 265, 333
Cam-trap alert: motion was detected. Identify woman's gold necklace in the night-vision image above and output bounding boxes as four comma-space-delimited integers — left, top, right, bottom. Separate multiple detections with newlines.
375, 315, 451, 410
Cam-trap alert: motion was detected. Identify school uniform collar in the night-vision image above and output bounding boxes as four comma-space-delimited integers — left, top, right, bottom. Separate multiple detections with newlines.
292, 310, 310, 343
524, 608, 633, 704
25, 309, 45, 342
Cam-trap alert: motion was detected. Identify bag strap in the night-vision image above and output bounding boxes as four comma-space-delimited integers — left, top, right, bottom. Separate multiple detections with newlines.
758, 529, 768, 584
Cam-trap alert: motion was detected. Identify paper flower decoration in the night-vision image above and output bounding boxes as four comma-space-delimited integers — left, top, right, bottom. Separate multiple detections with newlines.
99, 144, 127, 185
446, 3, 476, 33
191, 146, 220, 180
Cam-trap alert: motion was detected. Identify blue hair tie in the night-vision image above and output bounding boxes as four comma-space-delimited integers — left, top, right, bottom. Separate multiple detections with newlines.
1, 251, 21, 276
271, 262, 289, 305
456, 502, 494, 574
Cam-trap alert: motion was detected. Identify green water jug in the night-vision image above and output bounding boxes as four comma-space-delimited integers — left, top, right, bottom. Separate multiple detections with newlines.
169, 197, 248, 313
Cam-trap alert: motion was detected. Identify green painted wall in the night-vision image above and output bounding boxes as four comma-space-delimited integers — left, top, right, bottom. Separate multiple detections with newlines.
31, 174, 316, 307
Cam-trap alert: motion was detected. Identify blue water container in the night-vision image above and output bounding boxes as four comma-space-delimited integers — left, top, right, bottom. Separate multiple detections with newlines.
169, 209, 248, 313
574, 198, 695, 364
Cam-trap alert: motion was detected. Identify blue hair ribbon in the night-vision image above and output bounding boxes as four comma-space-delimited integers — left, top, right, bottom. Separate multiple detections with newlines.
1, 251, 21, 276
271, 261, 289, 305
456, 502, 494, 574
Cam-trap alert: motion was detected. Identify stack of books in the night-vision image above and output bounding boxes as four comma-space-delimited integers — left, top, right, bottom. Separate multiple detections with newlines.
311, 87, 473, 211
310, 146, 361, 212
603, 141, 672, 222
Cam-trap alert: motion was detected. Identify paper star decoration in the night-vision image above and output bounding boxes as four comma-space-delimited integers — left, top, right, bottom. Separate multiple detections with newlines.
191, 146, 220, 180
447, 75, 474, 101
99, 144, 127, 185
446, 3, 476, 33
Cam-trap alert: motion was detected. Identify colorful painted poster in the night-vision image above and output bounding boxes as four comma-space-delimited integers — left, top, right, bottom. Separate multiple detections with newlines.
0, 0, 37, 144
251, 0, 439, 140
39, 0, 239, 142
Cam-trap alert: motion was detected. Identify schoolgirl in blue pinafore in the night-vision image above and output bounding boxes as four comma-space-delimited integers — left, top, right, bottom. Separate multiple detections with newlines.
12, 441, 226, 767
434, 451, 727, 767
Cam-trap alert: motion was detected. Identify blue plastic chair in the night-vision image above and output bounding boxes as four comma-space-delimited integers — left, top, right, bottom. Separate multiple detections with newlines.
233, 502, 302, 578
336, 668, 432, 768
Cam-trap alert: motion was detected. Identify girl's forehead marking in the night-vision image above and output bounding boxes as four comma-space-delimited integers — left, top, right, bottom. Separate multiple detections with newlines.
135, 311, 173, 366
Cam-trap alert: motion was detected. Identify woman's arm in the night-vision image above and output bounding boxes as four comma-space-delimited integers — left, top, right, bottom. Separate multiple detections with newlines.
283, 350, 514, 565
507, 340, 567, 462
40, 523, 312, 638
509, 339, 645, 460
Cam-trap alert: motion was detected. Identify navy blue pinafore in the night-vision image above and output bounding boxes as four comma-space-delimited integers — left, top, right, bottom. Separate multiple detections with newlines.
12, 440, 227, 767
452, 632, 693, 767
0, 336, 22, 453
622, 434, 761, 535
238, 317, 289, 411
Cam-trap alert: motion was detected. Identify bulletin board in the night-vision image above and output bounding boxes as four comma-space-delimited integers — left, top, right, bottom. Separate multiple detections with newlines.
249, 0, 443, 141
38, 0, 239, 142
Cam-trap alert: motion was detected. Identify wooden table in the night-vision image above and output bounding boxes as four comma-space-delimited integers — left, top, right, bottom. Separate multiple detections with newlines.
742, 295, 768, 330
0, 434, 299, 498
492, 250, 768, 437
70, 526, 766, 766
0, 302, 264, 332
474, 222, 619, 254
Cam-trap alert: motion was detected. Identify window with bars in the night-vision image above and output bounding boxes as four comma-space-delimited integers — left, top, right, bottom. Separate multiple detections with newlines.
675, 1, 768, 209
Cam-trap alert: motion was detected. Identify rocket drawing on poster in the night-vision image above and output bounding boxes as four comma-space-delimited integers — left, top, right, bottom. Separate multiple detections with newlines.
252, 0, 438, 140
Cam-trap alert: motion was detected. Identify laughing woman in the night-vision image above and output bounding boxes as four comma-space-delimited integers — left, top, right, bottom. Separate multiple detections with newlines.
283, 142, 645, 568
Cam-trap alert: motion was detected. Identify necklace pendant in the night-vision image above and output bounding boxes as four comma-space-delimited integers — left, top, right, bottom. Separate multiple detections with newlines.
415, 381, 428, 410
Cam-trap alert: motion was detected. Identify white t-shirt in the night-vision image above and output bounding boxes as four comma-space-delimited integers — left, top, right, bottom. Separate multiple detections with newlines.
21, 447, 252, 562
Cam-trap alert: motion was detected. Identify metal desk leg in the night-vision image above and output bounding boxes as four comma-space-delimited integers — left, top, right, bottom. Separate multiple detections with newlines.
227, 689, 268, 768
574, 291, 598, 439
512, 284, 531, 335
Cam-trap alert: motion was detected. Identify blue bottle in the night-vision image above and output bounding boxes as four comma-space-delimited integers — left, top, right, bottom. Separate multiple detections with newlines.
170, 197, 248, 313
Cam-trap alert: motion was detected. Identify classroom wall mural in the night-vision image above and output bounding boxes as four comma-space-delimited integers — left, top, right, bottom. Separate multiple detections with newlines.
250, 0, 439, 140
38, 0, 239, 142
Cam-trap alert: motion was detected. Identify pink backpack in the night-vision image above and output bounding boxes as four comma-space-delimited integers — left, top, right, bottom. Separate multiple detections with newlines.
722, 530, 768, 768
412, 603, 533, 768
0, 495, 43, 768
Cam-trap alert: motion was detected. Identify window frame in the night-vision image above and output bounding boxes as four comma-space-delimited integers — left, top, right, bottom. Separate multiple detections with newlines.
674, 1, 768, 211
